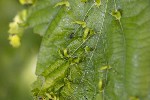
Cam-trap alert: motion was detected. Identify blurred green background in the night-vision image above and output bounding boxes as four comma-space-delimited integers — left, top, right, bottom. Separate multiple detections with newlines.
0, 0, 41, 100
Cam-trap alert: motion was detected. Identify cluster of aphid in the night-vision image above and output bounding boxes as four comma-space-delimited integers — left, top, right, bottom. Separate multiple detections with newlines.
38, 0, 138, 99
54, 1, 111, 100
36, 0, 124, 99
54, 0, 123, 98
58, 24, 95, 66
98, 65, 112, 92
55, 0, 101, 64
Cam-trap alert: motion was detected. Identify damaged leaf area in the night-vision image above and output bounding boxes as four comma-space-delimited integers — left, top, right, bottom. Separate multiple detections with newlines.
26, 0, 150, 100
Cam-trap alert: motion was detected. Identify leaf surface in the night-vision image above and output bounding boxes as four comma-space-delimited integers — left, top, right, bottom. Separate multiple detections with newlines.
29, 0, 150, 99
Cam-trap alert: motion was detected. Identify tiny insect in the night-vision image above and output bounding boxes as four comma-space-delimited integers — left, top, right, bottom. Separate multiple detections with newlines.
54, 1, 70, 7
94, 0, 101, 7
84, 46, 91, 53
73, 57, 81, 63
58, 49, 69, 59
45, 92, 57, 100
98, 79, 104, 92
73, 21, 86, 28
111, 9, 122, 20
83, 28, 95, 41
69, 33, 74, 39
83, 27, 90, 39
63, 49, 69, 57
100, 65, 112, 71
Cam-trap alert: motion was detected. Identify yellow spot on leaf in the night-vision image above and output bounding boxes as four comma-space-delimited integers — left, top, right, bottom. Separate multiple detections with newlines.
9, 35, 21, 48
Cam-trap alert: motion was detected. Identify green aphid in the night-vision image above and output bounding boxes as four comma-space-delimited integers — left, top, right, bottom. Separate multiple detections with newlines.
83, 27, 90, 39
111, 10, 122, 20
45, 92, 57, 100
83, 28, 95, 41
73, 21, 86, 28
98, 79, 105, 92
54, 1, 70, 7
100, 65, 112, 71
73, 57, 81, 63
84, 46, 91, 53
58, 49, 69, 59
64, 49, 69, 57
69, 57, 82, 65
94, 0, 101, 7
89, 29, 95, 35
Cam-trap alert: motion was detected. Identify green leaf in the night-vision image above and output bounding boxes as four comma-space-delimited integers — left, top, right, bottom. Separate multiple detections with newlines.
29, 0, 150, 99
